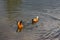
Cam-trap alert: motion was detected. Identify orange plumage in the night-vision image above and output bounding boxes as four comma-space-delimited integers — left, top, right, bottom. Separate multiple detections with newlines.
32, 16, 39, 24
16, 21, 23, 32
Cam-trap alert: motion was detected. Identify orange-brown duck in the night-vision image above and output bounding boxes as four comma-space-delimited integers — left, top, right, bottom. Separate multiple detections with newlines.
32, 16, 39, 24
16, 21, 23, 32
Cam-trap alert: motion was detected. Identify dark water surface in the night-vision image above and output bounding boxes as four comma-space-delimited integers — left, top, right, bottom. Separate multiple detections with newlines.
0, 0, 60, 40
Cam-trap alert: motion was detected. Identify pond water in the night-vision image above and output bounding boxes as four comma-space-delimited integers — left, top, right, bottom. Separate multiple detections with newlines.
0, 0, 60, 40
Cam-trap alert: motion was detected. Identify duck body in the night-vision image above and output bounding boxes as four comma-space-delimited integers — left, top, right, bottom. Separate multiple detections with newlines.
16, 21, 23, 32
32, 16, 39, 24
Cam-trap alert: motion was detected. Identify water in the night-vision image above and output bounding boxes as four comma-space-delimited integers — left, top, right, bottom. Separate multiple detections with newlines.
0, 0, 60, 40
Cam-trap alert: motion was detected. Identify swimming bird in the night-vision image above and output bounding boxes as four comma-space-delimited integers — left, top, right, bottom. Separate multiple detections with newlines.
32, 16, 39, 24
16, 20, 23, 32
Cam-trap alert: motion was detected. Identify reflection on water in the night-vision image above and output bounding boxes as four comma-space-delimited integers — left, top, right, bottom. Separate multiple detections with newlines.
1, 0, 60, 40
7, 0, 22, 11
6, 0, 22, 27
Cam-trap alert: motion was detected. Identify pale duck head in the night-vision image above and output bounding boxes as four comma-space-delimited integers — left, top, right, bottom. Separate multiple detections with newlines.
36, 16, 39, 19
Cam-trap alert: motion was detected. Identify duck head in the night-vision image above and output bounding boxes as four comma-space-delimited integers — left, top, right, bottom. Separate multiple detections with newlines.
36, 16, 39, 19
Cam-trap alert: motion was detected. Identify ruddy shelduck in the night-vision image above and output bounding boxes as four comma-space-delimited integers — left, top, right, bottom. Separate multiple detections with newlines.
16, 21, 23, 32
32, 16, 39, 24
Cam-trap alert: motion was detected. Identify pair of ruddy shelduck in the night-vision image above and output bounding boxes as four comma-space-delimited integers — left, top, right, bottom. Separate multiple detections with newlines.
16, 16, 39, 32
